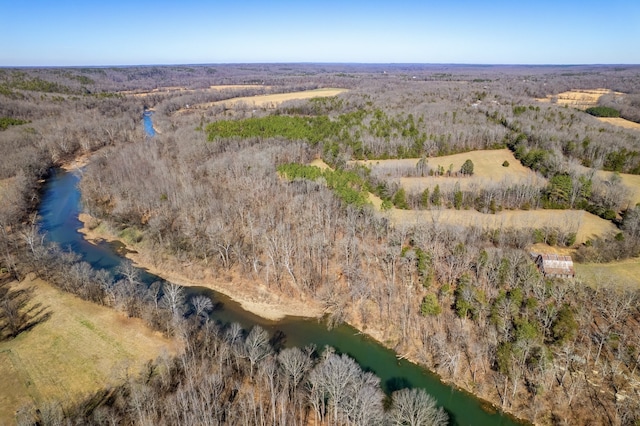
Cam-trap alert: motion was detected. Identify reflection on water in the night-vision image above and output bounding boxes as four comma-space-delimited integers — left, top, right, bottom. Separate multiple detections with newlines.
37, 166, 523, 426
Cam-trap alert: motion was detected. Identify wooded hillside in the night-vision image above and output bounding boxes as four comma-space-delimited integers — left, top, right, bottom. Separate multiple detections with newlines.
1, 64, 640, 425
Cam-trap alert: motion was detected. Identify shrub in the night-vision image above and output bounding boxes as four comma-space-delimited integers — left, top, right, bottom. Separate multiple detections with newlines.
502, 160, 510, 167
460, 159, 474, 176
585, 106, 620, 118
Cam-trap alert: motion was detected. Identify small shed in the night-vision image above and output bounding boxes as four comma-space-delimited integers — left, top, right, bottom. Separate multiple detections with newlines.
535, 254, 575, 279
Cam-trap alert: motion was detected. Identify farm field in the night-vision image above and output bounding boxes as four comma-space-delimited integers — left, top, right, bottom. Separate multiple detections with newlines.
597, 170, 640, 206
386, 206, 617, 244
0, 275, 179, 421
596, 116, 640, 130
332, 152, 615, 244
121, 84, 266, 98
535, 88, 619, 109
354, 149, 545, 193
182, 87, 348, 112
575, 259, 640, 290
535, 89, 640, 130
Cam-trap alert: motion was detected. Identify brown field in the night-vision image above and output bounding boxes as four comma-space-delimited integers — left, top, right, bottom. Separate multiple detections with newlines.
535, 89, 640, 131
597, 170, 640, 206
385, 207, 617, 245
573, 165, 640, 207
183, 88, 348, 112
354, 149, 546, 193
535, 88, 621, 110
0, 275, 179, 421
121, 84, 266, 98
208, 84, 266, 91
315, 154, 616, 244
596, 116, 640, 130
575, 259, 640, 290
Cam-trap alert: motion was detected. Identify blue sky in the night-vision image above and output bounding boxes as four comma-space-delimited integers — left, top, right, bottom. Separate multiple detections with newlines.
1, 0, 639, 66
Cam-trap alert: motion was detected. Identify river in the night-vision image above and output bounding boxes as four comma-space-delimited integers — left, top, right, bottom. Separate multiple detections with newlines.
35, 118, 525, 426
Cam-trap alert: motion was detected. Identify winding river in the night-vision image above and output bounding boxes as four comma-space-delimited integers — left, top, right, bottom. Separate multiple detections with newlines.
36, 120, 524, 426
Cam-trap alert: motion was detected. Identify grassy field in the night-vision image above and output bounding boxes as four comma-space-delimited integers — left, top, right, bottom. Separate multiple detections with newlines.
185, 88, 348, 112
572, 165, 640, 207
535, 88, 615, 109
596, 170, 640, 206
575, 259, 640, 290
535, 89, 640, 130
596, 116, 640, 131
316, 154, 615, 244
122, 84, 266, 97
355, 149, 545, 193
0, 275, 179, 421
386, 207, 617, 244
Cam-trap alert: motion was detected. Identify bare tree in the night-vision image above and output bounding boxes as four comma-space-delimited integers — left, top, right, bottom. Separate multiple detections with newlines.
388, 387, 448, 426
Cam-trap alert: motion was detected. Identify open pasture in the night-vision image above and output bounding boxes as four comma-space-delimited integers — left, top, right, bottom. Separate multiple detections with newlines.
535, 88, 616, 109
596, 116, 640, 131
0, 276, 178, 421
575, 259, 640, 290
386, 207, 617, 244
355, 149, 546, 193
535, 89, 640, 130
197, 87, 348, 110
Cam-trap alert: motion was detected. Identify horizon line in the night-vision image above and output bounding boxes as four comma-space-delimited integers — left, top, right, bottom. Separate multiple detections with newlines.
2, 62, 640, 69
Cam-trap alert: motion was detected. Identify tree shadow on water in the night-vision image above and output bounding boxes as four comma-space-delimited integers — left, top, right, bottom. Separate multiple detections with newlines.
385, 376, 413, 393
269, 329, 287, 351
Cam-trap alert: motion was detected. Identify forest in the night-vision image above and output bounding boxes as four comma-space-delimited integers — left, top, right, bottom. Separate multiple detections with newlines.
1, 64, 640, 425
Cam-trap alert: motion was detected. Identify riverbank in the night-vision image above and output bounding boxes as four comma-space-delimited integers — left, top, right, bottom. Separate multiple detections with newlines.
77, 214, 324, 321
77, 213, 527, 424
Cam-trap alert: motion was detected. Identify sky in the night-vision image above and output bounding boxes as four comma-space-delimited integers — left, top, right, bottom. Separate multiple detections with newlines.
1, 0, 639, 66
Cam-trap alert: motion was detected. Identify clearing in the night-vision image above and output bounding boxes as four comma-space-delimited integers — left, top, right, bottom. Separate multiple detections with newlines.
385, 206, 617, 245
179, 88, 348, 113
0, 275, 179, 421
354, 149, 545, 193
316, 156, 615, 244
596, 117, 640, 131
535, 88, 620, 109
535, 88, 640, 130
121, 84, 266, 98
575, 259, 640, 290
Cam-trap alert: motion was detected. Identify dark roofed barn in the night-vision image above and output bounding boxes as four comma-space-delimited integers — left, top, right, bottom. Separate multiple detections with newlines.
535, 254, 575, 279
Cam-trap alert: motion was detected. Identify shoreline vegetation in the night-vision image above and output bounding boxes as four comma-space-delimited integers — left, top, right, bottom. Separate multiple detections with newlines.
77, 213, 324, 322
76, 211, 512, 420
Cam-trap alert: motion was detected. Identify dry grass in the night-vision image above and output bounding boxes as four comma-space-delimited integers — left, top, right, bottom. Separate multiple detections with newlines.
596, 117, 640, 131
182, 88, 348, 113
575, 259, 640, 290
535, 89, 640, 131
386, 208, 617, 244
572, 165, 640, 207
121, 84, 266, 98
355, 149, 545, 193
535, 88, 620, 110
0, 276, 179, 421
596, 170, 640, 206
333, 153, 614, 243
309, 158, 332, 170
